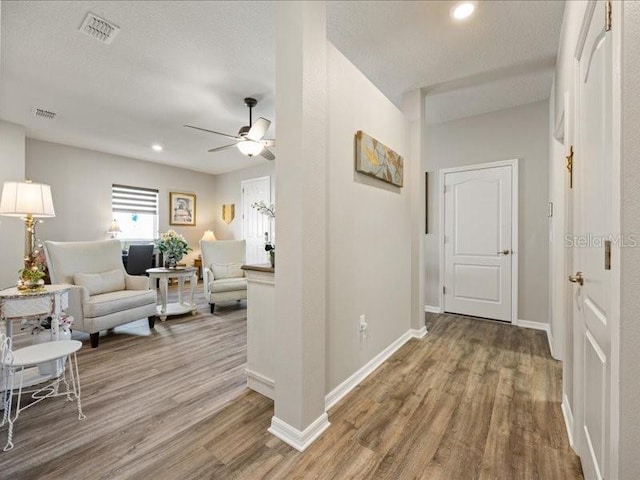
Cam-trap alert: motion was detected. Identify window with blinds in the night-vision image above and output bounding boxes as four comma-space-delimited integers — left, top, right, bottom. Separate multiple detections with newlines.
111, 184, 159, 240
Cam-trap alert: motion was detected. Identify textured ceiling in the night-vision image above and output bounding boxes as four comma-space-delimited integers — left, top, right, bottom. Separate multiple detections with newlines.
327, 0, 565, 123
0, 1, 276, 175
0, 1, 564, 174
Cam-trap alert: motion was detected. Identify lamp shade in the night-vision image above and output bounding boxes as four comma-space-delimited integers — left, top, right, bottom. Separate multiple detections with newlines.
108, 219, 122, 233
0, 181, 55, 217
201, 230, 217, 241
237, 140, 264, 157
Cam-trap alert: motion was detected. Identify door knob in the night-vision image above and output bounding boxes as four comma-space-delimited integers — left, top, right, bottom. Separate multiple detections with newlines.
568, 271, 584, 286
498, 249, 510, 255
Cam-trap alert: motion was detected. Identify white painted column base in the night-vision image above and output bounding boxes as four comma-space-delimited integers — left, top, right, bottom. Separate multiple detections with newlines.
268, 413, 331, 452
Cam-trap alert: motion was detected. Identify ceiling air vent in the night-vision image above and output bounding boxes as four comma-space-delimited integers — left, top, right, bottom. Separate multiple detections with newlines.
32, 108, 56, 120
79, 12, 120, 45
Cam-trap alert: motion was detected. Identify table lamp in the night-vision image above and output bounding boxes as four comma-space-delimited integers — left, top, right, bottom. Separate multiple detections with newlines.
108, 219, 122, 238
0, 180, 55, 267
201, 230, 217, 242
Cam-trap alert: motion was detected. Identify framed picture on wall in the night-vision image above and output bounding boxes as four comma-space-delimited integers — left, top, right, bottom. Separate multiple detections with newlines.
169, 192, 196, 226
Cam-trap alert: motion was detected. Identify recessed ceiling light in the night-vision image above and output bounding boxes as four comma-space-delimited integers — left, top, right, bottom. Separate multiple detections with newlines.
152, 144, 163, 152
451, 2, 476, 21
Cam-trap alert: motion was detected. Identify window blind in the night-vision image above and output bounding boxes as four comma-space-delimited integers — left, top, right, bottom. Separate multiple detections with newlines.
112, 184, 159, 215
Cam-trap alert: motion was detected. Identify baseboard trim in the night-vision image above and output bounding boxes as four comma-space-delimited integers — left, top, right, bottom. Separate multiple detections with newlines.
325, 327, 425, 411
410, 326, 427, 339
561, 394, 575, 448
268, 413, 330, 452
546, 328, 557, 360
515, 319, 550, 331
424, 305, 442, 314
246, 368, 275, 400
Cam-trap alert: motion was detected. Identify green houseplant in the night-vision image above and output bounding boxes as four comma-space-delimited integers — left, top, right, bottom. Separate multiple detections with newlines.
156, 229, 192, 268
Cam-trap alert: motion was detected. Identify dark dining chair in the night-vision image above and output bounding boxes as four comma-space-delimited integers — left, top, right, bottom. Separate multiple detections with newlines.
125, 244, 155, 275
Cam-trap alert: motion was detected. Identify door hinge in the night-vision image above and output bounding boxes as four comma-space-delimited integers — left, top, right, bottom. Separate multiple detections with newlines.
605, 240, 612, 270
443, 286, 446, 294
606, 0, 612, 31
548, 202, 554, 218
566, 145, 574, 189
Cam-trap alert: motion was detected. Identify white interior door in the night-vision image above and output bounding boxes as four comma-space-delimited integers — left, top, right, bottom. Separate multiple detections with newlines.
442, 162, 516, 322
572, 2, 613, 479
241, 176, 271, 265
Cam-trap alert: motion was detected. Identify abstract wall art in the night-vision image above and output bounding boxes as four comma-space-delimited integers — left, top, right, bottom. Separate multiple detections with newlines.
355, 130, 404, 187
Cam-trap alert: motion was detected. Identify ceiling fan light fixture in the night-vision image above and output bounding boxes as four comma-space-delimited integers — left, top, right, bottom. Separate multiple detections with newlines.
237, 140, 264, 157
451, 1, 476, 21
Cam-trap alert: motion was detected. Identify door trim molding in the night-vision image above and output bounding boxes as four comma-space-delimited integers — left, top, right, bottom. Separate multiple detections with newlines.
438, 159, 519, 323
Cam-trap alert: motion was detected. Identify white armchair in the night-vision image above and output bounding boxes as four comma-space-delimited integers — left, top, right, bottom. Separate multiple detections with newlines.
200, 240, 247, 313
44, 239, 158, 348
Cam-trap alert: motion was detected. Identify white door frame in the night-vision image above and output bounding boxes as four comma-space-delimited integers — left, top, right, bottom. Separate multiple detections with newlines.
438, 159, 519, 323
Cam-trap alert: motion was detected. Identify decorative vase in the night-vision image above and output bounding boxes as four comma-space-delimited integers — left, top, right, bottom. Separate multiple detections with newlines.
32, 328, 72, 376
269, 251, 275, 268
18, 278, 45, 291
164, 254, 179, 269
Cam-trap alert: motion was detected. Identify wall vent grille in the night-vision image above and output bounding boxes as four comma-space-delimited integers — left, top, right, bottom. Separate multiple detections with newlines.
79, 12, 120, 45
32, 108, 56, 120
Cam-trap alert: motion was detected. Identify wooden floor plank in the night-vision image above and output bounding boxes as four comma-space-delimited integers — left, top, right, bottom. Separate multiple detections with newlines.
0, 300, 583, 480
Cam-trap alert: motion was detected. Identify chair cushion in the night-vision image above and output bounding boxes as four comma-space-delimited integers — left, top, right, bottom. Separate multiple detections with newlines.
84, 289, 157, 318
74, 269, 125, 296
209, 278, 247, 293
211, 262, 244, 280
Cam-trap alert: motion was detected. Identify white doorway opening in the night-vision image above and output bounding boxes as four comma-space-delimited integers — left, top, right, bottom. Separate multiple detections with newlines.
438, 159, 519, 323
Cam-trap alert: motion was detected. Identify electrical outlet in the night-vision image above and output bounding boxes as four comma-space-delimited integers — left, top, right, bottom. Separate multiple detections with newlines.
359, 314, 367, 332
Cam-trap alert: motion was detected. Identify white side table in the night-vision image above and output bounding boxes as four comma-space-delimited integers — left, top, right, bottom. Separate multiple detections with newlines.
146, 267, 198, 321
0, 285, 70, 389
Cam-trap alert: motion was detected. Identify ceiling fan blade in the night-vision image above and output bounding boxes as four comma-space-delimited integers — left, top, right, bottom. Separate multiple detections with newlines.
208, 144, 237, 153
184, 125, 241, 140
261, 139, 276, 147
247, 117, 271, 141
260, 147, 275, 161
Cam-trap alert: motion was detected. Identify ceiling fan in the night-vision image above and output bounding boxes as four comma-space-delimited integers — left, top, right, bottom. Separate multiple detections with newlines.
185, 97, 275, 160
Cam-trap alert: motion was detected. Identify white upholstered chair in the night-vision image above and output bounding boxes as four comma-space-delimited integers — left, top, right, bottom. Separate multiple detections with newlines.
44, 240, 158, 348
200, 240, 247, 313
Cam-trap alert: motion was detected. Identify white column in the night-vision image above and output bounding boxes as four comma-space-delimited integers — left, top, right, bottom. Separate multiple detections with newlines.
269, 0, 329, 451
403, 89, 427, 333
0, 121, 27, 289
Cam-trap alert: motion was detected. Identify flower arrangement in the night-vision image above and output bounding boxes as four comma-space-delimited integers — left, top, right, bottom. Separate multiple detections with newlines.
156, 229, 192, 268
251, 201, 275, 218
251, 201, 275, 267
17, 238, 50, 290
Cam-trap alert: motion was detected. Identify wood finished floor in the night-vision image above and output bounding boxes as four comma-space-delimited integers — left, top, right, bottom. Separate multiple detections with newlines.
1, 289, 582, 480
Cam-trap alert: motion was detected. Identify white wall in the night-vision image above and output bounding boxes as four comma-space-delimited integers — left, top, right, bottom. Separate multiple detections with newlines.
619, 1, 640, 475
25, 139, 217, 266
553, 1, 588, 124
213, 162, 275, 240
326, 43, 412, 392
424, 100, 550, 324
0, 120, 26, 288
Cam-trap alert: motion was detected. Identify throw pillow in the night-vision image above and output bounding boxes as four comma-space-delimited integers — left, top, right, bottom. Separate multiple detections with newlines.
73, 269, 126, 296
211, 262, 244, 280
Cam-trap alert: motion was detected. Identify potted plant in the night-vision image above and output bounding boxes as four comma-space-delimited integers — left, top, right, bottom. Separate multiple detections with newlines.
17, 262, 46, 291
156, 229, 192, 268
